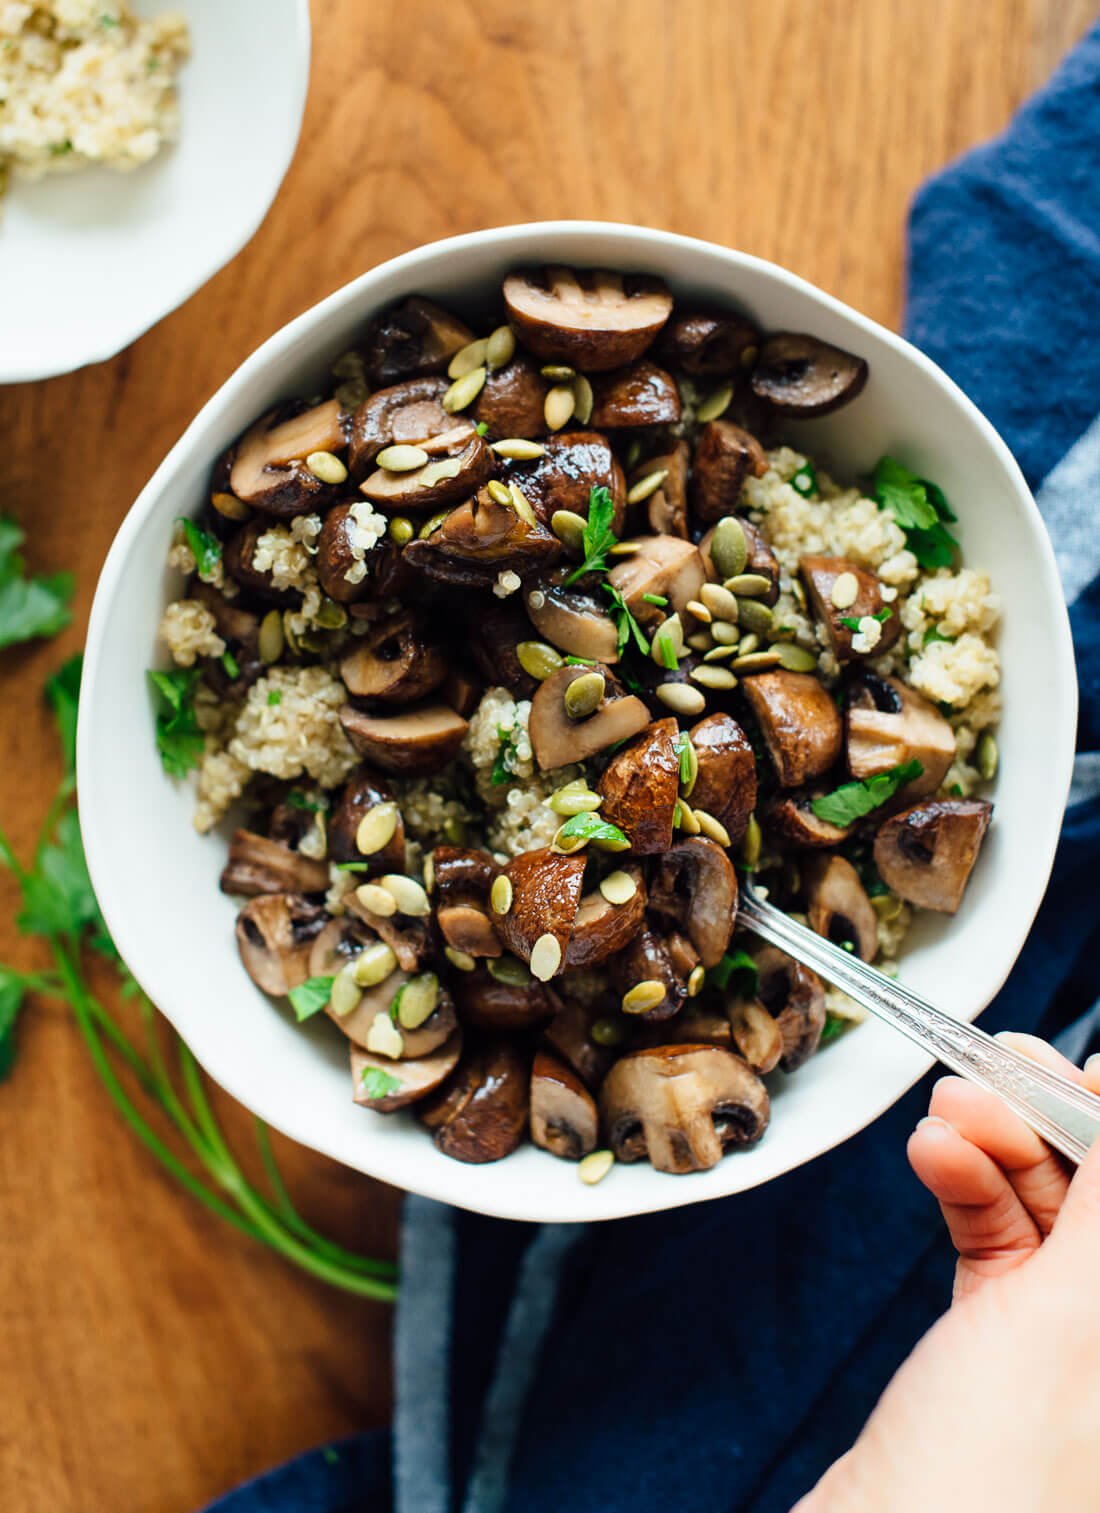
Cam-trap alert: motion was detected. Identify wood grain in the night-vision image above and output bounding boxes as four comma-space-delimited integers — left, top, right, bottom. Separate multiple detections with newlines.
1, 1, 1095, 1508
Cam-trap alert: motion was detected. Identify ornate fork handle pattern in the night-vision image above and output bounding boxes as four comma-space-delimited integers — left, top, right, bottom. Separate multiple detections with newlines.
738, 887, 1100, 1165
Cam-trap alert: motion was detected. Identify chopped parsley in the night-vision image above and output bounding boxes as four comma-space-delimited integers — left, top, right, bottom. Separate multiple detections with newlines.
708, 948, 759, 996
676, 733, 692, 784
872, 457, 958, 570
922, 626, 954, 646
819, 1012, 849, 1046
564, 486, 617, 585
555, 811, 629, 852
790, 462, 817, 497
475, 421, 489, 436
288, 976, 334, 1022
148, 668, 204, 778
811, 760, 924, 827
603, 582, 650, 656
642, 592, 669, 608
44, 655, 82, 774
839, 607, 892, 631
286, 790, 326, 813
49, 139, 74, 157
99, 12, 120, 27
492, 723, 521, 785
361, 1065, 403, 1099
267, 689, 283, 706
177, 517, 222, 579
334, 860, 372, 872
0, 516, 73, 650
220, 649, 240, 679
653, 626, 679, 669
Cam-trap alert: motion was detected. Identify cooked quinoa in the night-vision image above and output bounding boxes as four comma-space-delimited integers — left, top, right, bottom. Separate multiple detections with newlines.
0, 0, 188, 195
158, 598, 223, 667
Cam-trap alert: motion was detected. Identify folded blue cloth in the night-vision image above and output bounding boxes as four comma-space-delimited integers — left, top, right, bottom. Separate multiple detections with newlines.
205, 23, 1100, 1513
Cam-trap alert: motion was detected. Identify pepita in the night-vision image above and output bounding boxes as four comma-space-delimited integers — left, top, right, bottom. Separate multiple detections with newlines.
578, 1149, 615, 1185
352, 941, 398, 987
730, 649, 782, 672
621, 979, 667, 1015
599, 870, 638, 905
442, 366, 487, 413
419, 509, 450, 539
258, 609, 285, 665
550, 509, 588, 551
710, 516, 748, 579
563, 670, 606, 720
388, 516, 415, 545
736, 599, 774, 635
488, 955, 532, 986
685, 598, 712, 624
444, 946, 477, 972
700, 582, 739, 622
626, 469, 669, 506
694, 809, 731, 847
486, 324, 516, 370
549, 783, 602, 816
572, 374, 594, 425
355, 801, 399, 856
491, 437, 545, 460
655, 682, 706, 716
306, 450, 348, 485
529, 933, 563, 982
976, 730, 998, 781
355, 882, 397, 917
211, 490, 251, 522
448, 338, 490, 379
687, 964, 706, 997
487, 478, 513, 506
329, 963, 362, 1018
775, 642, 819, 672
676, 802, 702, 835
376, 444, 430, 473
380, 873, 431, 917
725, 572, 773, 598
830, 571, 860, 610
394, 972, 440, 1030
508, 481, 538, 526
589, 1017, 625, 1047
544, 384, 576, 432
696, 383, 735, 424
540, 364, 576, 381
711, 619, 740, 646
741, 812, 762, 869
366, 1012, 404, 1059
517, 640, 565, 681
691, 665, 737, 691
490, 875, 514, 915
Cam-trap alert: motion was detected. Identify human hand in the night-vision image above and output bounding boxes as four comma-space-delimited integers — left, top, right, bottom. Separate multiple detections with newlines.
795, 1035, 1100, 1513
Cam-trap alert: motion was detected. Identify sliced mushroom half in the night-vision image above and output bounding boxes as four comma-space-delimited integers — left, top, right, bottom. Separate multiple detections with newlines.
800, 556, 900, 663
503, 430, 626, 530
727, 999, 783, 1074
528, 664, 651, 770
219, 829, 329, 897
750, 332, 868, 417
846, 674, 956, 800
752, 945, 827, 1071
766, 792, 852, 848
470, 352, 550, 439
524, 575, 620, 664
348, 376, 465, 479
340, 702, 469, 777
802, 855, 878, 963
874, 797, 993, 914
687, 713, 757, 843
352, 1031, 463, 1113
432, 846, 502, 960
417, 1038, 530, 1163
492, 847, 587, 973
564, 865, 647, 970
742, 670, 843, 788
235, 893, 328, 996
468, 603, 540, 698
403, 491, 562, 588
590, 361, 682, 428
596, 718, 681, 855
699, 516, 780, 605
610, 928, 693, 1022
327, 768, 407, 869
599, 1045, 769, 1173
542, 994, 615, 1090
361, 296, 474, 388
657, 308, 760, 376
530, 1050, 599, 1160
503, 266, 673, 371
340, 609, 448, 704
228, 400, 347, 517
691, 420, 768, 522
647, 837, 738, 968
360, 434, 495, 513
606, 535, 706, 626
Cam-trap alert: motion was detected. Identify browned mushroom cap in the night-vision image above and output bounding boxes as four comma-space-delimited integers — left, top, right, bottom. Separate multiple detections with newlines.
802, 855, 878, 963
361, 296, 474, 389
352, 1030, 463, 1113
606, 535, 707, 626
658, 308, 760, 376
454, 967, 558, 1030
417, 1038, 530, 1163
641, 1005, 733, 1050
503, 267, 673, 371
600, 1045, 769, 1173
752, 945, 826, 1071
467, 602, 540, 698
220, 829, 329, 897
340, 702, 469, 777
597, 718, 680, 854
228, 400, 347, 517
503, 431, 626, 530
403, 492, 562, 588
470, 352, 549, 439
846, 674, 956, 800
348, 376, 469, 479
874, 797, 993, 914
688, 713, 757, 843
647, 837, 738, 968
327, 768, 407, 869
235, 893, 328, 996
443, 663, 483, 719
492, 847, 587, 972
564, 865, 647, 970
346, 892, 434, 974
524, 575, 620, 664
750, 332, 868, 417
699, 516, 780, 606
799, 556, 900, 664
223, 519, 296, 603
315, 504, 370, 605
691, 421, 768, 522
340, 609, 448, 705
360, 434, 495, 514
528, 665, 651, 770
530, 1050, 598, 1160
644, 441, 690, 538
431, 846, 502, 959
308, 911, 374, 978
611, 928, 692, 1021
542, 993, 616, 1089
727, 999, 783, 1074
590, 361, 682, 428
766, 792, 852, 848
742, 670, 842, 788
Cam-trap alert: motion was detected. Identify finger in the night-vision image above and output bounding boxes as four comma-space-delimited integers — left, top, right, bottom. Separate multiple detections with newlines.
929, 1075, 1072, 1236
907, 1116, 1041, 1295
996, 1031, 1082, 1079
1084, 1053, 1100, 1096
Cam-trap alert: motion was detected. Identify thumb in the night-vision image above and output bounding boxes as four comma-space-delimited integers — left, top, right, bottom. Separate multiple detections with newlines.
1044, 1128, 1100, 1271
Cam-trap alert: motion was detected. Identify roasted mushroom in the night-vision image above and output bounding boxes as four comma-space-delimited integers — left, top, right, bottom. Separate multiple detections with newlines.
340, 702, 470, 776
403, 491, 562, 588
348, 376, 466, 479
802, 855, 878, 962
528, 665, 650, 770
606, 535, 707, 626
228, 401, 347, 517
219, 829, 329, 897
657, 309, 760, 376
431, 846, 502, 959
800, 556, 900, 663
316, 504, 374, 604
235, 893, 328, 996
503, 267, 673, 371
360, 296, 473, 388
590, 361, 682, 428
503, 430, 626, 530
564, 867, 648, 969
846, 675, 956, 800
687, 713, 757, 843
742, 670, 843, 788
352, 1031, 463, 1112
600, 1045, 770, 1173
455, 967, 558, 1030
417, 1038, 530, 1163
471, 352, 550, 438
223, 519, 296, 603
699, 516, 780, 605
492, 847, 587, 977
750, 332, 868, 417
611, 928, 693, 1021
530, 1050, 598, 1160
691, 420, 768, 522
766, 793, 852, 848
752, 945, 826, 1071
647, 837, 738, 968
542, 994, 616, 1089
596, 718, 681, 854
466, 602, 540, 698
340, 609, 447, 704
327, 768, 407, 870
360, 434, 495, 512
524, 575, 620, 664
727, 999, 783, 1074
874, 797, 993, 914
643, 441, 690, 537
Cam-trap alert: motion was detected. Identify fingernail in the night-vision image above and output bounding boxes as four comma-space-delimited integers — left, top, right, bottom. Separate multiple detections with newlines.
916, 1115, 950, 1133
1085, 1054, 1100, 1078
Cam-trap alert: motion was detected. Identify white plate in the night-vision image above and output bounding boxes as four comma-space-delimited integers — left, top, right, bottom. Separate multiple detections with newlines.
78, 223, 1078, 1223
0, 0, 310, 383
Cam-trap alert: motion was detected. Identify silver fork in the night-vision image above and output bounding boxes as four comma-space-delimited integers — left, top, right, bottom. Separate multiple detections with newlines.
737, 882, 1100, 1165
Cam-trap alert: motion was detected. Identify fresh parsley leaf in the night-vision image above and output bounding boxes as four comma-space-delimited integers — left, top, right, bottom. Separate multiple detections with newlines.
922, 626, 954, 646
708, 948, 759, 996
177, 518, 222, 579
286, 790, 326, 813
361, 1065, 403, 1099
819, 1012, 849, 1046
18, 808, 101, 940
49, 139, 73, 157
148, 667, 204, 778
0, 969, 28, 1081
642, 592, 669, 607
267, 689, 283, 706
99, 11, 120, 26
0, 517, 73, 650
603, 583, 649, 656
221, 649, 240, 679
492, 723, 521, 786
555, 811, 629, 852
872, 457, 959, 570
905, 522, 958, 570
45, 653, 83, 775
474, 421, 489, 437
790, 462, 817, 497
288, 975, 334, 1021
838, 607, 892, 631
811, 760, 924, 826
564, 486, 617, 585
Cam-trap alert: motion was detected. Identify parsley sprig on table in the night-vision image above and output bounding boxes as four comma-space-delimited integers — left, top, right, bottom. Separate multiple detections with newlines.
0, 655, 396, 1301
873, 457, 958, 570
0, 516, 73, 650
811, 760, 924, 826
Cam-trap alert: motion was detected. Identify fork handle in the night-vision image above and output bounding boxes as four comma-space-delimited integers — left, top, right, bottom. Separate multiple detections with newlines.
738, 890, 1100, 1165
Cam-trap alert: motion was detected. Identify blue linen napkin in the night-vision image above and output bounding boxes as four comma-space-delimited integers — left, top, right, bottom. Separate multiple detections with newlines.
204, 23, 1100, 1513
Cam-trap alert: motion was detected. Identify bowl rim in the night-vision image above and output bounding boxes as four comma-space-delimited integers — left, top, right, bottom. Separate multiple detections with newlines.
77, 220, 1078, 1221
0, 0, 312, 384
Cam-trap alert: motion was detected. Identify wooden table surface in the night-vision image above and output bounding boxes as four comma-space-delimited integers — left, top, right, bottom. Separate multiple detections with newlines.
2, 2, 1095, 1508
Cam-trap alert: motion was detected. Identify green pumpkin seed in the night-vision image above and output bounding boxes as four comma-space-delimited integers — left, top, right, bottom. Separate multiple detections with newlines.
871, 893, 904, 922
626, 469, 668, 506
830, 571, 859, 610
550, 509, 588, 551
621, 980, 667, 1015
418, 509, 450, 539
686, 632, 713, 653
541, 364, 576, 381
711, 517, 748, 579
687, 964, 706, 998
730, 649, 782, 672
517, 640, 565, 681
355, 882, 397, 917
353, 941, 398, 987
329, 963, 362, 1018
564, 671, 606, 720
685, 598, 712, 624
376, 443, 430, 473
655, 682, 706, 716
443, 366, 487, 412
572, 374, 594, 425
694, 808, 731, 847
578, 1149, 614, 1185
508, 482, 538, 526
679, 737, 699, 797
741, 812, 762, 869
700, 582, 739, 622
486, 324, 516, 369
702, 644, 736, 662
491, 437, 545, 460
487, 479, 513, 506
420, 456, 463, 486
725, 572, 773, 598
675, 802, 702, 835
711, 620, 739, 646
394, 972, 440, 1030
258, 609, 284, 665
356, 801, 399, 856
549, 784, 602, 816
696, 382, 735, 424
737, 632, 761, 656
775, 642, 819, 672
211, 490, 251, 522
544, 384, 576, 431
306, 450, 348, 484
380, 873, 431, 917
589, 1017, 625, 1047
599, 869, 637, 905
691, 665, 737, 691
976, 731, 998, 781
388, 515, 415, 545
442, 816, 467, 846
444, 946, 477, 972
448, 338, 490, 379
490, 875, 514, 915
736, 599, 774, 635
315, 596, 347, 629
488, 955, 532, 986
366, 1012, 404, 1058
530, 933, 563, 982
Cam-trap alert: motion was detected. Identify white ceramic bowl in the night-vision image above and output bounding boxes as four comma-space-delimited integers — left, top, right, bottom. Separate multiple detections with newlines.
78, 222, 1077, 1223
0, 0, 310, 383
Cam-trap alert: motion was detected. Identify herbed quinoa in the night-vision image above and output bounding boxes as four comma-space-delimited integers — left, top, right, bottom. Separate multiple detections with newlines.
150, 264, 1000, 1177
